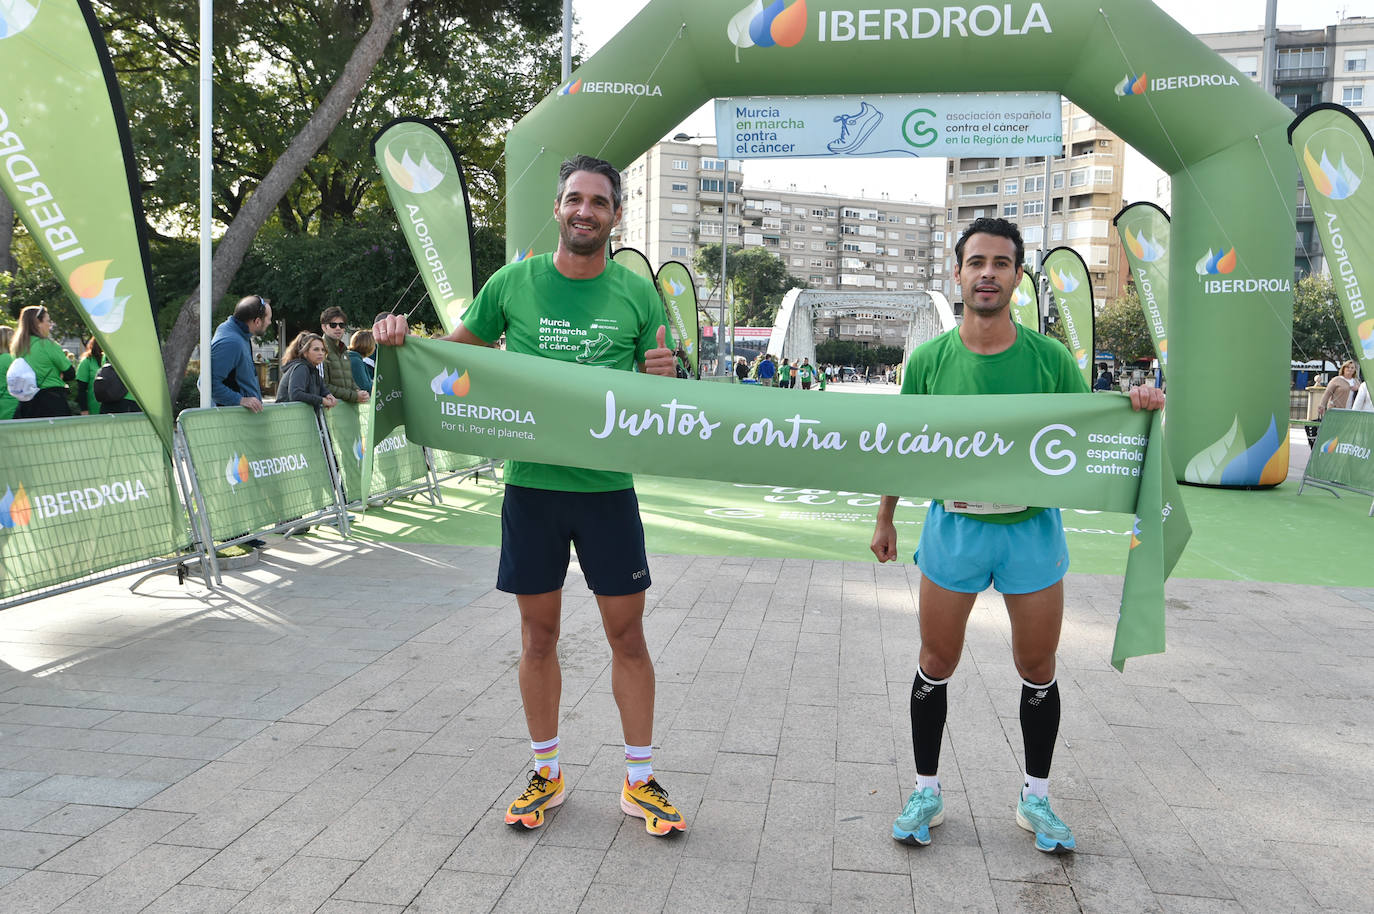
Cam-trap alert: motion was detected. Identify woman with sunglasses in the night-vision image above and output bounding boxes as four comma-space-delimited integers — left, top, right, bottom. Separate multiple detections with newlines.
319, 306, 369, 405
8, 306, 76, 418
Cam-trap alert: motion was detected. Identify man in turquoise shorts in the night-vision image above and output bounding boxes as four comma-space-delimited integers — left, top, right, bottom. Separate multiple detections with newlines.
870, 217, 1164, 854
374, 155, 685, 837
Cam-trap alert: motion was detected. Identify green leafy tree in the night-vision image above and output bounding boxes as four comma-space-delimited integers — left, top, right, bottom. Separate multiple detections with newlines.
694, 244, 806, 327
1095, 287, 1155, 364
1293, 273, 1355, 367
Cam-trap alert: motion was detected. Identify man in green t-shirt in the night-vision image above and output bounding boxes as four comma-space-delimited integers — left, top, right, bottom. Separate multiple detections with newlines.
870, 218, 1165, 855
375, 155, 684, 838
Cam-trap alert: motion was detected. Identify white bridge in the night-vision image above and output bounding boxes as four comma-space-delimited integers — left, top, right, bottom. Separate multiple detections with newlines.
766, 289, 957, 364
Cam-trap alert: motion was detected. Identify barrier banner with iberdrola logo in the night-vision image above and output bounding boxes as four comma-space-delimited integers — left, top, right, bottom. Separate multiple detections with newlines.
1113, 202, 1170, 373
373, 338, 1191, 669
1289, 104, 1374, 381
1306, 409, 1374, 498
1011, 271, 1039, 330
0, 414, 187, 600
372, 119, 476, 333
323, 402, 428, 502
178, 404, 336, 542
0, 0, 175, 452
1043, 247, 1096, 388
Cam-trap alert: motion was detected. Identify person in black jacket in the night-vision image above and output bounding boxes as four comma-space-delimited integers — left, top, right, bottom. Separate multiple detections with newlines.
275, 332, 338, 409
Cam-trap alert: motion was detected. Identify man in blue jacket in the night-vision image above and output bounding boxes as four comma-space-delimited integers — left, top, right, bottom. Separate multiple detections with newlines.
210, 295, 272, 412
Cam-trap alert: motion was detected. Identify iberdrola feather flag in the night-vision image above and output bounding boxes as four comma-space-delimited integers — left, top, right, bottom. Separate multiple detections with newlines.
656, 261, 700, 377
0, 0, 174, 451
1042, 246, 1095, 388
1289, 103, 1374, 380
1114, 202, 1170, 373
1010, 270, 1039, 330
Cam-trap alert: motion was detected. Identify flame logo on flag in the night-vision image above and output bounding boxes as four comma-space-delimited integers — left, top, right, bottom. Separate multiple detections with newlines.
1303, 143, 1362, 200
1158, 339, 1168, 365
726, 0, 807, 60
225, 453, 250, 487
1050, 267, 1079, 293
1129, 516, 1142, 549
0, 484, 32, 527
383, 145, 444, 193
1126, 230, 1165, 263
512, 248, 532, 263
1195, 247, 1237, 275
1114, 73, 1147, 97
663, 276, 687, 297
430, 369, 471, 397
0, 0, 40, 41
558, 78, 582, 96
1075, 349, 1088, 369
1011, 287, 1033, 308
1358, 319, 1374, 359
68, 261, 130, 333
1321, 437, 1340, 455
352, 438, 364, 462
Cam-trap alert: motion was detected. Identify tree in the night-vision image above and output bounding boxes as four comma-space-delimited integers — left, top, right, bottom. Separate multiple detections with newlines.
92, 0, 562, 394
694, 244, 806, 327
1293, 273, 1355, 367
1094, 287, 1154, 364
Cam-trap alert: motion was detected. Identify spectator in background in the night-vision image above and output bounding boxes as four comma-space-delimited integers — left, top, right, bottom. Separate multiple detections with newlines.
1317, 360, 1359, 418
348, 329, 376, 390
799, 357, 815, 390
275, 332, 337, 409
320, 306, 369, 405
0, 327, 17, 420
735, 356, 749, 381
75, 338, 104, 416
779, 358, 793, 389
210, 295, 271, 412
8, 306, 74, 418
758, 352, 776, 387
1092, 362, 1114, 392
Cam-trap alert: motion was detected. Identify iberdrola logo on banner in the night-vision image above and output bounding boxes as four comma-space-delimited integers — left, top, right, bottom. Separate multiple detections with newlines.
0, 484, 33, 528
1010, 272, 1038, 329
727, 0, 808, 60
1360, 319, 1374, 359
1126, 230, 1165, 263
382, 142, 445, 194
1114, 201, 1170, 372
0, 0, 40, 39
1114, 73, 1147, 97
352, 438, 365, 462
68, 259, 130, 332
430, 369, 472, 397
1183, 414, 1288, 486
225, 453, 250, 488
1194, 246, 1236, 275
1042, 247, 1094, 386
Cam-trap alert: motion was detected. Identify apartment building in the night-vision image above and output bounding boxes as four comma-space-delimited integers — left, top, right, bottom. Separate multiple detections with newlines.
616, 140, 743, 276
942, 100, 1127, 310
1196, 16, 1374, 278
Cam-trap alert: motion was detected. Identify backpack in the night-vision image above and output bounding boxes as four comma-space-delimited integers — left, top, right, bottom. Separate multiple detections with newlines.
5, 357, 38, 402
94, 362, 128, 403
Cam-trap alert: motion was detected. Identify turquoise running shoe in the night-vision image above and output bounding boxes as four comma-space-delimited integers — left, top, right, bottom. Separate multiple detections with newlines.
1016, 793, 1076, 853
892, 787, 944, 846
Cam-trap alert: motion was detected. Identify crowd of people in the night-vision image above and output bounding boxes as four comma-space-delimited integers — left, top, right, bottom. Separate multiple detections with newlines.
736, 353, 843, 390
1, 305, 141, 420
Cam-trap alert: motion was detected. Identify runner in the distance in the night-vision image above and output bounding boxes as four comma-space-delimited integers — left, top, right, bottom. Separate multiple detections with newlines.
870, 217, 1164, 853
374, 155, 685, 837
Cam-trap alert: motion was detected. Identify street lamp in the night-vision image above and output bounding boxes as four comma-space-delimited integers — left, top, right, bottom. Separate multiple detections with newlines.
674, 132, 732, 376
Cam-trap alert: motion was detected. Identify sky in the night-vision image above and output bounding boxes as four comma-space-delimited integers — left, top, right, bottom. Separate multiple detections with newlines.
571, 0, 1368, 204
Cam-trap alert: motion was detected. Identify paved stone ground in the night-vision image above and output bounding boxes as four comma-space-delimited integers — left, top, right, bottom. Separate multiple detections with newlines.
0, 539, 1370, 913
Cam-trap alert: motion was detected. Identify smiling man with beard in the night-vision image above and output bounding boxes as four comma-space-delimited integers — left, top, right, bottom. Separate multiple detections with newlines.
869, 217, 1164, 855
374, 155, 685, 838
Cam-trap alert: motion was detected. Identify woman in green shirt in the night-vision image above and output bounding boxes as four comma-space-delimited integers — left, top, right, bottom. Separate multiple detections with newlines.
0, 326, 17, 420
75, 338, 104, 416
9, 306, 75, 419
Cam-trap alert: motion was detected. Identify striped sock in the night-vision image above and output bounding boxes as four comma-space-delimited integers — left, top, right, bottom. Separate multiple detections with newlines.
532, 736, 560, 779
625, 744, 653, 784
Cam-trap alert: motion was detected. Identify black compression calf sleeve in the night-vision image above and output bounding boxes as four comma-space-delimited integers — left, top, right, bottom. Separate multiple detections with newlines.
910, 667, 949, 776
1019, 678, 1060, 779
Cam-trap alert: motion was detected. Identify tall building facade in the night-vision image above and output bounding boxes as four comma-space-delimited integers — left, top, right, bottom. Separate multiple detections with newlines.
1197, 16, 1374, 278
942, 99, 1127, 311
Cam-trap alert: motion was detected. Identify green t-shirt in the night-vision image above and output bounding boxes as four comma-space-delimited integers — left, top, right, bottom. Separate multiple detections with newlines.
76, 355, 101, 415
780, 363, 793, 381
901, 323, 1089, 524
799, 363, 814, 383
0, 352, 16, 420
460, 253, 670, 492
25, 337, 72, 391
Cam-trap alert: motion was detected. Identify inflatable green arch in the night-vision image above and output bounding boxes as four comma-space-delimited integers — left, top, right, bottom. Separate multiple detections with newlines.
505, 0, 1296, 487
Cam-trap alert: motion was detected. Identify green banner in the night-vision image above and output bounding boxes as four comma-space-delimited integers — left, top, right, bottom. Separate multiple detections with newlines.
1114, 202, 1170, 372
178, 403, 337, 542
611, 246, 655, 282
372, 119, 476, 333
657, 261, 700, 376
324, 402, 429, 502
1011, 270, 1039, 330
0, 0, 175, 452
373, 337, 1191, 669
0, 414, 188, 600
1290, 104, 1374, 380
1307, 409, 1374, 495
1043, 247, 1095, 388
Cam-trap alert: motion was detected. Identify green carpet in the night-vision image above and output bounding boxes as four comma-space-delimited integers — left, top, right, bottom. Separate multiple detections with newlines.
345, 471, 1371, 587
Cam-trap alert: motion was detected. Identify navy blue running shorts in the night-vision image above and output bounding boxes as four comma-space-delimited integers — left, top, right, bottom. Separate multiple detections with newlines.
496, 485, 651, 596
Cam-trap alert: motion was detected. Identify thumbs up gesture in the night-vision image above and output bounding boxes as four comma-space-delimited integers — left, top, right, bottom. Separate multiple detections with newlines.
643, 325, 677, 377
